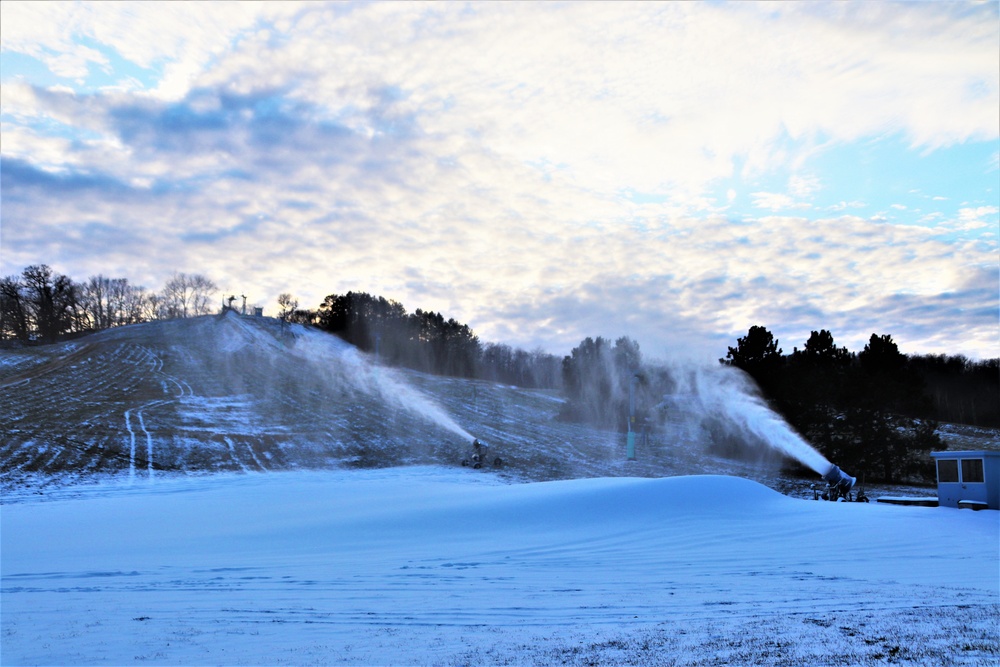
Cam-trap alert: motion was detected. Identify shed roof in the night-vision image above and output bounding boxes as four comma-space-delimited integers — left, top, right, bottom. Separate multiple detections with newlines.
930, 451, 1000, 459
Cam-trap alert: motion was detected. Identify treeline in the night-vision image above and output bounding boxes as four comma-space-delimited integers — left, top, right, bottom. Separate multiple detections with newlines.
721, 326, 999, 482
907, 354, 1000, 427
0, 265, 562, 388
723, 326, 1000, 430
287, 291, 562, 388
1, 265, 218, 343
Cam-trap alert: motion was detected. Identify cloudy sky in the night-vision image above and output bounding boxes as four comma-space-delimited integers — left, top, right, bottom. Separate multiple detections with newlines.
2, 1, 997, 360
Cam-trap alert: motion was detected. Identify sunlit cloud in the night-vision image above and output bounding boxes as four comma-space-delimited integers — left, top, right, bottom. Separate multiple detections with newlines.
751, 192, 812, 212
953, 206, 999, 232
1, 1, 997, 359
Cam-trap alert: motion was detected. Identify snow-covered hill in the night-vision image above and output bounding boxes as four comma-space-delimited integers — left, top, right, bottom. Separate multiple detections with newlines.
1, 313, 463, 486
2, 468, 997, 665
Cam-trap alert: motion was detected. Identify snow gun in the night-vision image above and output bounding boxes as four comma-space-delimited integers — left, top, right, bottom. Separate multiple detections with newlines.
460, 438, 504, 469
820, 464, 857, 501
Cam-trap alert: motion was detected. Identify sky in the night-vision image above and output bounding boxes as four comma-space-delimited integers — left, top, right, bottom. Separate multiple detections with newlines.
1, 1, 998, 361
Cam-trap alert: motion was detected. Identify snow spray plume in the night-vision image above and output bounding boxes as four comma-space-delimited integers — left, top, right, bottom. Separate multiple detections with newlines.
284, 325, 475, 443
210, 312, 474, 444
561, 336, 642, 429
663, 362, 833, 475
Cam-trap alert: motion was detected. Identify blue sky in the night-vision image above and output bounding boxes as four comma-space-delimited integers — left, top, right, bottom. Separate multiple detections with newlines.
1, 1, 997, 359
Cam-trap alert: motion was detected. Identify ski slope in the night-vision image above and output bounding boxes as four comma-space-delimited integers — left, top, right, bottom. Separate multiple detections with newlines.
2, 468, 997, 666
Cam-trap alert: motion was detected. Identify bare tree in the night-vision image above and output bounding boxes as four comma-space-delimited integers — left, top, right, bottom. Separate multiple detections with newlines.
120, 282, 151, 325
21, 265, 80, 342
80, 275, 151, 330
160, 273, 218, 318
277, 293, 299, 321
81, 275, 111, 330
0, 275, 30, 342
143, 293, 166, 321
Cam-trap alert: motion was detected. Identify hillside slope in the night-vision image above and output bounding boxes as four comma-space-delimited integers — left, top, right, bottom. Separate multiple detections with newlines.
2, 313, 457, 485
2, 313, 798, 494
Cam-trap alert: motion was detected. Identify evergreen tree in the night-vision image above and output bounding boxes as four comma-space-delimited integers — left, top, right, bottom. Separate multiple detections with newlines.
721, 325, 784, 395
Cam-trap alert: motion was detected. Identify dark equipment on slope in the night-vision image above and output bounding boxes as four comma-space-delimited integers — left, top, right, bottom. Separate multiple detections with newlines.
812, 464, 868, 502
461, 439, 503, 469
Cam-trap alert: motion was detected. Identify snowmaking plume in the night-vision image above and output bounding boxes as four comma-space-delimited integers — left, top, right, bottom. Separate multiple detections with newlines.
279, 322, 475, 443
662, 362, 832, 475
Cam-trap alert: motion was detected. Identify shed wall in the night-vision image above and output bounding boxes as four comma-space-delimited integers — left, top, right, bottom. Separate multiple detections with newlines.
932, 451, 1000, 510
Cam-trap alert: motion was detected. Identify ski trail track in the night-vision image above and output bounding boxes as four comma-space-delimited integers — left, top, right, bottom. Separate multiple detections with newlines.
122, 345, 186, 480
124, 408, 137, 480
124, 399, 169, 480
244, 440, 268, 472
138, 401, 165, 476
223, 437, 251, 473
133, 344, 198, 476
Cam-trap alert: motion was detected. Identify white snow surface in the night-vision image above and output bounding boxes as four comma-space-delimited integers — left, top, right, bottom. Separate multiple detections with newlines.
2, 467, 998, 666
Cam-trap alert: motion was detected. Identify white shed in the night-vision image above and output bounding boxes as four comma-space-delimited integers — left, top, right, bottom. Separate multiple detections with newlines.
930, 451, 1000, 510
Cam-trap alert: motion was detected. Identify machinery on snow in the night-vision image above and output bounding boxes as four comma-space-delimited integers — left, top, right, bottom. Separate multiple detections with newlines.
812, 464, 869, 502
461, 439, 504, 469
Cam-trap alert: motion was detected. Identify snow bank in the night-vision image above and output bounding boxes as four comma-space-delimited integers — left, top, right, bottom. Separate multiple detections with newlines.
3, 468, 998, 665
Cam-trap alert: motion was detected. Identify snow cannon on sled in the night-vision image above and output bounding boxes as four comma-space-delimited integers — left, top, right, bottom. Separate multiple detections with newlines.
461, 439, 504, 469
813, 464, 868, 502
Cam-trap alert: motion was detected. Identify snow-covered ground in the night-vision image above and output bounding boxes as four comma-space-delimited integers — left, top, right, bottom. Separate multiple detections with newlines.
2, 467, 997, 666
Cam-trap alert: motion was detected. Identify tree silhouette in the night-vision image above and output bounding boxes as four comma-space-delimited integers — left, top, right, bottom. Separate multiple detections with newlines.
0, 275, 30, 342
316, 292, 482, 378
800, 329, 850, 368
277, 293, 299, 321
160, 273, 218, 318
859, 333, 904, 376
722, 325, 783, 394
21, 265, 80, 343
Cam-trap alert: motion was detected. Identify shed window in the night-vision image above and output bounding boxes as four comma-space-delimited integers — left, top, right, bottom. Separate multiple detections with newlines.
937, 459, 959, 483
961, 458, 985, 483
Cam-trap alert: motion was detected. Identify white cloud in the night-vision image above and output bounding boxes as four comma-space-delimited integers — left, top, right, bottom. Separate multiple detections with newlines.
1, 2, 302, 99
751, 192, 811, 211
0, 124, 81, 171
952, 206, 999, 231
2, 1, 998, 359
159, 1, 998, 201
788, 174, 821, 200
827, 201, 867, 212
6, 2, 998, 193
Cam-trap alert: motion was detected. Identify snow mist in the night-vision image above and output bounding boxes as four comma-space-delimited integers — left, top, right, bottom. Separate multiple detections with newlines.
213, 312, 475, 444
284, 324, 475, 443
665, 362, 832, 475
